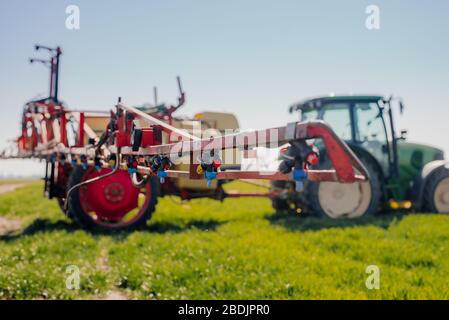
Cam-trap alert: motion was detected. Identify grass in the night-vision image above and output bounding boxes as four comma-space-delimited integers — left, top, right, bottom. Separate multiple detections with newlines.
0, 180, 449, 299
0, 179, 34, 185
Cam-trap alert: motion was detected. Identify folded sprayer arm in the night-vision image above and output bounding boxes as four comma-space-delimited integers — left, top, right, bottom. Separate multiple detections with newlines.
12, 100, 369, 188
109, 103, 369, 186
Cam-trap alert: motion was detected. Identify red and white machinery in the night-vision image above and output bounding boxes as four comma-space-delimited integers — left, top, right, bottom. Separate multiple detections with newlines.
10, 46, 369, 231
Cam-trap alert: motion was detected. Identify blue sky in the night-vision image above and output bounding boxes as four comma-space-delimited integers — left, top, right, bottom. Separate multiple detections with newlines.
1, 0, 449, 158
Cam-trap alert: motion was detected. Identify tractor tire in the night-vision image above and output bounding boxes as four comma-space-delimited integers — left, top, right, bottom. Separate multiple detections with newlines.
271, 180, 290, 212
301, 151, 382, 219
66, 165, 158, 232
272, 197, 290, 212
423, 167, 449, 213
270, 174, 313, 216
57, 198, 67, 215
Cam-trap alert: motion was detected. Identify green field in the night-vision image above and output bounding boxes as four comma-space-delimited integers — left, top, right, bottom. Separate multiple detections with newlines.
0, 180, 448, 299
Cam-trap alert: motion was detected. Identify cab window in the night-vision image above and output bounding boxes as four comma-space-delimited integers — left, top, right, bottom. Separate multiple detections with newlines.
301, 109, 318, 121
354, 102, 387, 144
354, 102, 389, 171
321, 103, 352, 141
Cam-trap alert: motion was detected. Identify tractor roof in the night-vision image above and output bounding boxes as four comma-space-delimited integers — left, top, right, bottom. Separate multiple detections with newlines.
289, 95, 384, 113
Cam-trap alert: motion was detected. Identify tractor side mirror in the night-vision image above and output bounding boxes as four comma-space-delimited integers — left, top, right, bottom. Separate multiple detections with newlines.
399, 129, 408, 141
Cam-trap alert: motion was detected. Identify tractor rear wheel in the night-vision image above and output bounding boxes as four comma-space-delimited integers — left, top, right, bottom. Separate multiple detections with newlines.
423, 167, 449, 213
271, 180, 305, 214
66, 165, 158, 232
271, 180, 290, 211
301, 151, 381, 219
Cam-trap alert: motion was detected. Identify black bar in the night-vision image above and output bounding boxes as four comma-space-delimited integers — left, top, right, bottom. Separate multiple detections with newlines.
0, 300, 446, 319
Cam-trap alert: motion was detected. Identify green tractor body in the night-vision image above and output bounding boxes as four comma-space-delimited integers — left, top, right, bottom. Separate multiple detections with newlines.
273, 95, 449, 218
396, 142, 443, 200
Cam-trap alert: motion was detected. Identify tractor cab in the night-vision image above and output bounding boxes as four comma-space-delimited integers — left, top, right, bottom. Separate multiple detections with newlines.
276, 95, 449, 218
292, 95, 391, 175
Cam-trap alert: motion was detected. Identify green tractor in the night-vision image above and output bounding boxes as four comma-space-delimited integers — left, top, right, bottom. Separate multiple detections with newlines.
271, 95, 449, 219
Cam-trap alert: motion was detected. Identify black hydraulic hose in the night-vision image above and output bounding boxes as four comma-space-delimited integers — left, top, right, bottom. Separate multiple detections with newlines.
94, 129, 110, 151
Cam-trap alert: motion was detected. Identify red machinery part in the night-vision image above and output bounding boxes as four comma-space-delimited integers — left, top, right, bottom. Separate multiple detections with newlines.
306, 123, 359, 183
141, 128, 161, 147
79, 168, 142, 221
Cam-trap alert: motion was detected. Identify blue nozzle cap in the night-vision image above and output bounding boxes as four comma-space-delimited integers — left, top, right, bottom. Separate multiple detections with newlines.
157, 170, 168, 184
293, 168, 307, 192
157, 170, 168, 178
293, 168, 307, 181
205, 171, 217, 187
